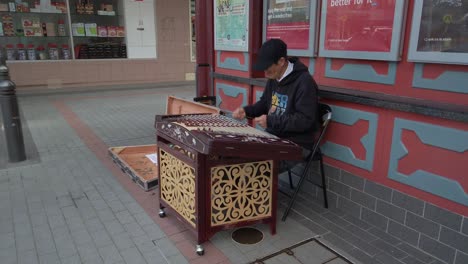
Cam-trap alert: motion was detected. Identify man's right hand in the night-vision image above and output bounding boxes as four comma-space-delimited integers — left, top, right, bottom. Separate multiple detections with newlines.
232, 107, 246, 120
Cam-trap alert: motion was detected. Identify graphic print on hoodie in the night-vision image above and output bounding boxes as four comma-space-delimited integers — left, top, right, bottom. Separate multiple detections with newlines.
269, 92, 288, 116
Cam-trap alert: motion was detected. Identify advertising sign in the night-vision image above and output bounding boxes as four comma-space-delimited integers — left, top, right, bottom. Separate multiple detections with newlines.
263, 0, 318, 56
214, 0, 249, 52
408, 0, 468, 65
265, 0, 311, 50
319, 0, 407, 61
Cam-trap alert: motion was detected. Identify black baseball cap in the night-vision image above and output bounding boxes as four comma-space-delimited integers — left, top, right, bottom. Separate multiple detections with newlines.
253, 38, 287, 71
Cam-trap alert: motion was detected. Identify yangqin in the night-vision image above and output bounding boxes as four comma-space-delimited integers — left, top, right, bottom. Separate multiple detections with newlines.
154, 113, 302, 255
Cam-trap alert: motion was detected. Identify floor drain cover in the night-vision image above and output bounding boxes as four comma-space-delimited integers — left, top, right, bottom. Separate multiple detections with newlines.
232, 227, 264, 245
248, 237, 354, 264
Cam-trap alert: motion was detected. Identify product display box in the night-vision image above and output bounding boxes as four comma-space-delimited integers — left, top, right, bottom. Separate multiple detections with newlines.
85, 23, 97, 36
72, 22, 85, 36
108, 96, 221, 191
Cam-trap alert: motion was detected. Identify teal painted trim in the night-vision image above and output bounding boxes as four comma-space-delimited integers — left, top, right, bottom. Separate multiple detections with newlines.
309, 58, 316, 75
325, 59, 397, 85
215, 83, 248, 109
321, 105, 378, 171
412, 64, 468, 94
217, 51, 249, 72
255, 90, 263, 103
388, 118, 468, 206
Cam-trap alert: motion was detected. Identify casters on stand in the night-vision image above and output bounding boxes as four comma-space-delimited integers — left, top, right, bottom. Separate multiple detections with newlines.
158, 209, 166, 218
196, 245, 204, 256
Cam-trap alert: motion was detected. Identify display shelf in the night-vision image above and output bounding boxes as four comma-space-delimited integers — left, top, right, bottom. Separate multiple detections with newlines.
68, 0, 126, 60
0, 36, 70, 38
73, 36, 124, 38
0, 11, 67, 15
74, 42, 127, 60
70, 13, 120, 17
6, 59, 72, 63
0, 1, 72, 60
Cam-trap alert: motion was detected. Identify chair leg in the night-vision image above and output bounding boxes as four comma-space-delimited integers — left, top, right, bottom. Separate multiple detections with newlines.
288, 169, 294, 189
319, 156, 328, 208
282, 169, 308, 221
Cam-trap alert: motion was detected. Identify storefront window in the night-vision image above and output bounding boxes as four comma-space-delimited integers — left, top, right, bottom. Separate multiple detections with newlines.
0, 0, 157, 61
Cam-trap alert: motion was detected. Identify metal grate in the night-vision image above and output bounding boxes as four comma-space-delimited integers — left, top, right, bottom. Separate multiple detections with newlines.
249, 236, 355, 264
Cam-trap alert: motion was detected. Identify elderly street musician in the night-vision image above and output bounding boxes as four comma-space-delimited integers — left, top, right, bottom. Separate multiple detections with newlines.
233, 38, 320, 172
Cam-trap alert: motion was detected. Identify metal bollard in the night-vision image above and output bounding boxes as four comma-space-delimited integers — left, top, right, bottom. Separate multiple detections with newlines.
0, 62, 26, 162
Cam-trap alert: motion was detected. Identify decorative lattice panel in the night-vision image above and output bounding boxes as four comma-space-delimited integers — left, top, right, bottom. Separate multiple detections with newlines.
211, 161, 273, 226
159, 149, 196, 227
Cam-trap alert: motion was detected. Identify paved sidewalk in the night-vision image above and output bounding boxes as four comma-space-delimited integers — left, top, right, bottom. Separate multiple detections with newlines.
1, 86, 197, 264
0, 84, 448, 264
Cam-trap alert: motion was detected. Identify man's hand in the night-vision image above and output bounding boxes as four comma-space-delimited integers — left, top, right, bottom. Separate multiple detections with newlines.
254, 115, 267, 128
232, 107, 246, 120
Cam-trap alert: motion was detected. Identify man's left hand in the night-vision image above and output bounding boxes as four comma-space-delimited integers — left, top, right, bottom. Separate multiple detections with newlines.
254, 115, 267, 128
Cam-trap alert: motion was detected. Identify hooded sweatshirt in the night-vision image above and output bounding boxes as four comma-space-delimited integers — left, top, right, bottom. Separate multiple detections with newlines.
243, 57, 319, 150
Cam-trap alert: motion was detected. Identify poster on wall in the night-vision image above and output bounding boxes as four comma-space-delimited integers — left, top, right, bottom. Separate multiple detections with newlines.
214, 0, 249, 52
318, 0, 407, 61
263, 0, 318, 55
408, 0, 468, 65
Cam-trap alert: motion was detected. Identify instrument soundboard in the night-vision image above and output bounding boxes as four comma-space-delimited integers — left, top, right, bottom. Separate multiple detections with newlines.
155, 114, 301, 160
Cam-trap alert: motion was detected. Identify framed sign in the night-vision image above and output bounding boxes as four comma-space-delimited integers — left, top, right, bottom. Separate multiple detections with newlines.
319, 0, 407, 61
263, 0, 319, 56
408, 0, 468, 65
214, 0, 249, 51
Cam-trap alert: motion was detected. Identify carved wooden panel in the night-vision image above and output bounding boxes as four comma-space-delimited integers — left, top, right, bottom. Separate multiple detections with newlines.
210, 160, 273, 226
159, 149, 197, 227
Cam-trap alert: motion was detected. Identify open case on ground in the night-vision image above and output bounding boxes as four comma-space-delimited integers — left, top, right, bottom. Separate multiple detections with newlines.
109, 144, 159, 191
108, 95, 220, 191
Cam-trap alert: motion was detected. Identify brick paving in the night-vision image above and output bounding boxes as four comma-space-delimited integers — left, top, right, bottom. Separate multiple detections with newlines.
0, 84, 457, 264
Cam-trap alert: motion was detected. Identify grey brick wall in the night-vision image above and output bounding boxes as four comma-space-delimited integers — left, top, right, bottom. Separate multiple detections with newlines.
311, 164, 468, 264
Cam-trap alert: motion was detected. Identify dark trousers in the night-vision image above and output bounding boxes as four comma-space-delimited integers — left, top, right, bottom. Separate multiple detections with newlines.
278, 147, 311, 174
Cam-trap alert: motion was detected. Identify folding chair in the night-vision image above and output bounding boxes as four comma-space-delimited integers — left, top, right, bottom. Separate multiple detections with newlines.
282, 103, 333, 221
